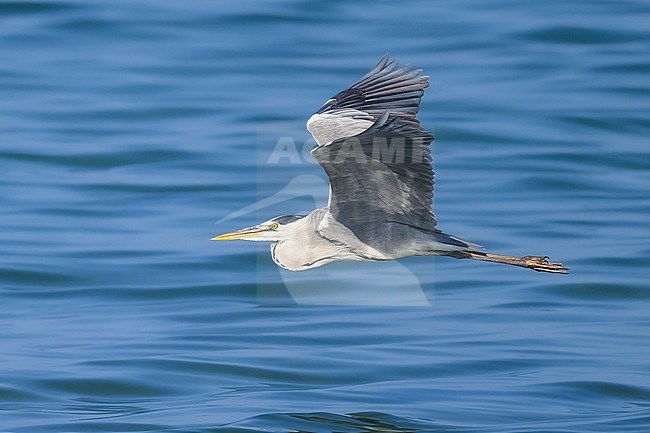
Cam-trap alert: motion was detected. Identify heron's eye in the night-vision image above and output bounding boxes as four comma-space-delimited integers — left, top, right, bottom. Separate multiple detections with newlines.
270, 223, 279, 230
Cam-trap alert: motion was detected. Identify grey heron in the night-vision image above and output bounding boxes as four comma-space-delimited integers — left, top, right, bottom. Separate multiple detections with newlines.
212, 55, 568, 274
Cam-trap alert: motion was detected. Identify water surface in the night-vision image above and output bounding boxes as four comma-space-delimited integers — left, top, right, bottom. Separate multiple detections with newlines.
1, 1, 649, 432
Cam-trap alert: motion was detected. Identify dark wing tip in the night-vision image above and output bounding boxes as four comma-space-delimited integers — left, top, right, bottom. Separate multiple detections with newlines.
317, 55, 430, 124
362, 53, 391, 79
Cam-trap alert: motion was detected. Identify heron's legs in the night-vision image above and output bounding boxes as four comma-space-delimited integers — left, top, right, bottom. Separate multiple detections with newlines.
447, 251, 569, 274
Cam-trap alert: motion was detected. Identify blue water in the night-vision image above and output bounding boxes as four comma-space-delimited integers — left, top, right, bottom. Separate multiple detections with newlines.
1, 1, 649, 432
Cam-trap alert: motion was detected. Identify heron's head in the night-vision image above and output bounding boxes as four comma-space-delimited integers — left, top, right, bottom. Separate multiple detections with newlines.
211, 215, 305, 242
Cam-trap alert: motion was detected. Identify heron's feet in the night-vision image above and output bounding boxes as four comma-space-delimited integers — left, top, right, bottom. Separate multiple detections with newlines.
522, 255, 569, 274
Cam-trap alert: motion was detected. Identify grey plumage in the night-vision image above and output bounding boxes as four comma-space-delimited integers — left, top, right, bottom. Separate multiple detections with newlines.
312, 112, 435, 234
213, 55, 568, 274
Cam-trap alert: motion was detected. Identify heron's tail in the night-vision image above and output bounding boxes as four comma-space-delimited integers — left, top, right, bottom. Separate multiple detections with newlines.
433, 231, 482, 250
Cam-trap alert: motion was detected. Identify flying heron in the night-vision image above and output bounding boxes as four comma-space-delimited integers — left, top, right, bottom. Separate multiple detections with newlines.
212, 55, 568, 274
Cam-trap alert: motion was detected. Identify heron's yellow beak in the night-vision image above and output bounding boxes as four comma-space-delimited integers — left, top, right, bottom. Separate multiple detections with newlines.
211, 226, 267, 241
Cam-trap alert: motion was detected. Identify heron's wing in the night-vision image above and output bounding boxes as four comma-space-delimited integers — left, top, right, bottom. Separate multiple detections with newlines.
307, 54, 429, 146
311, 113, 437, 244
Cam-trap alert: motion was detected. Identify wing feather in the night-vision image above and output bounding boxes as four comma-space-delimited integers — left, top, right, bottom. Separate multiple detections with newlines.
306, 54, 429, 145
311, 113, 437, 246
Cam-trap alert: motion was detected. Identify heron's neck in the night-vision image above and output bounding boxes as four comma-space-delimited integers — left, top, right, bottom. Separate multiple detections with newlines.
269, 210, 341, 271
